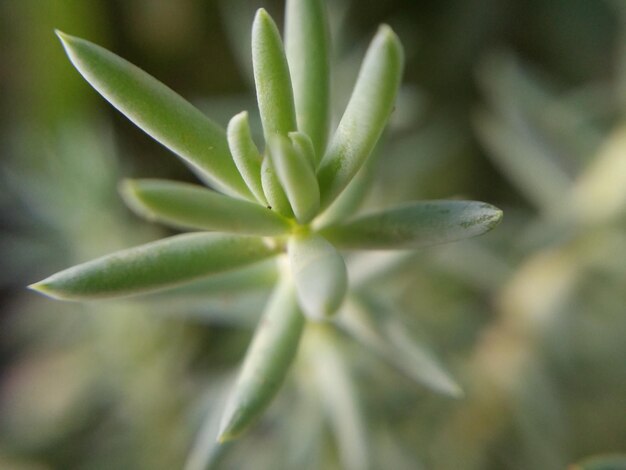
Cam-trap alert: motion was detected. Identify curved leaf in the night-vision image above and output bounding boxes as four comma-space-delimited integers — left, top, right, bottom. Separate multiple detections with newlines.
261, 156, 294, 218
285, 0, 331, 158
218, 272, 304, 441
570, 455, 626, 470
120, 179, 289, 235
321, 200, 503, 250
55, 31, 250, 199
289, 131, 317, 169
269, 135, 320, 224
29, 233, 279, 300
317, 26, 404, 209
227, 111, 267, 205
252, 9, 297, 140
288, 233, 347, 320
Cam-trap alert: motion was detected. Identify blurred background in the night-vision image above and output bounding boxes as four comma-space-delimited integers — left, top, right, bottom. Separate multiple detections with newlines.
1, 0, 625, 469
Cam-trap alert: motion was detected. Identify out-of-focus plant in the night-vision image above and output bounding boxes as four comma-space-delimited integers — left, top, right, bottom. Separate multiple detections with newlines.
29, 0, 502, 467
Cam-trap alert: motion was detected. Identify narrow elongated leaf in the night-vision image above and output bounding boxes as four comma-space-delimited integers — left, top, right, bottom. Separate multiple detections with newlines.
321, 201, 503, 250
29, 233, 279, 300
305, 326, 369, 470
285, 0, 330, 158
288, 233, 347, 320
218, 273, 304, 441
317, 26, 403, 209
261, 157, 294, 217
252, 9, 297, 140
314, 152, 376, 229
227, 112, 267, 204
55, 31, 250, 199
120, 179, 289, 235
269, 135, 320, 224
289, 131, 317, 169
340, 297, 462, 397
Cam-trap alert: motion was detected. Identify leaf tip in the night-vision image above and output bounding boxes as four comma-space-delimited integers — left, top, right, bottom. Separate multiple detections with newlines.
28, 280, 62, 300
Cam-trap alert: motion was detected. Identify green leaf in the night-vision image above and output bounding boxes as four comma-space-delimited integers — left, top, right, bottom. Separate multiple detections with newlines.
268, 135, 320, 224
317, 25, 404, 209
289, 131, 317, 169
321, 200, 503, 250
252, 9, 297, 140
314, 152, 376, 229
120, 179, 290, 235
55, 31, 250, 199
340, 297, 462, 397
227, 111, 268, 205
285, 0, 330, 159
261, 156, 295, 218
288, 233, 347, 320
218, 271, 304, 441
29, 233, 279, 300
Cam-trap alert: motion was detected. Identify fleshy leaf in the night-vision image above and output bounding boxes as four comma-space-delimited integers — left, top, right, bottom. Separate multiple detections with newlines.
288, 233, 347, 320
252, 9, 297, 140
285, 0, 331, 159
289, 131, 317, 169
120, 179, 289, 235
321, 200, 503, 250
340, 297, 463, 397
218, 271, 304, 441
55, 31, 250, 199
317, 25, 404, 209
304, 326, 369, 470
227, 111, 267, 205
268, 135, 320, 224
261, 157, 294, 217
30, 233, 279, 300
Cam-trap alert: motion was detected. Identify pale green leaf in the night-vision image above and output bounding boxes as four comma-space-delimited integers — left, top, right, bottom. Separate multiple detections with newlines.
288, 233, 347, 320
304, 326, 369, 470
120, 179, 289, 235
317, 25, 404, 209
218, 272, 304, 441
55, 31, 250, 199
261, 156, 294, 217
289, 131, 317, 169
269, 135, 320, 224
30, 233, 279, 300
252, 9, 297, 140
227, 111, 267, 205
321, 201, 503, 250
340, 297, 462, 397
285, 0, 331, 159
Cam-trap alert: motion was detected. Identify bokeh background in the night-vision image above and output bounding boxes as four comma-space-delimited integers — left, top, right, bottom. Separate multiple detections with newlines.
1, 0, 625, 469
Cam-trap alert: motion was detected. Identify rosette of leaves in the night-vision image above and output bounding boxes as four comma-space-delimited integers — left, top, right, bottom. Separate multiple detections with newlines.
30, 0, 502, 446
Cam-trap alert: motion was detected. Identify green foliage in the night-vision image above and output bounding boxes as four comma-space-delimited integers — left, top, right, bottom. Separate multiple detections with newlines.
29, 0, 504, 464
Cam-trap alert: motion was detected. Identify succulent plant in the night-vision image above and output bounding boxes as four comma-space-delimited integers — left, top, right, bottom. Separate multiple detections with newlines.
30, 0, 502, 453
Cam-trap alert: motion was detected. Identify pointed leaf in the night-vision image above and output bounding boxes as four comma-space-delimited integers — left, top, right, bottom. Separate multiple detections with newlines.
285, 0, 331, 158
260, 156, 294, 217
288, 233, 347, 320
317, 26, 404, 209
570, 455, 626, 470
252, 9, 297, 140
218, 272, 304, 441
339, 297, 462, 397
30, 233, 279, 300
321, 201, 503, 250
55, 31, 250, 199
269, 135, 320, 224
120, 179, 289, 235
227, 111, 267, 205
